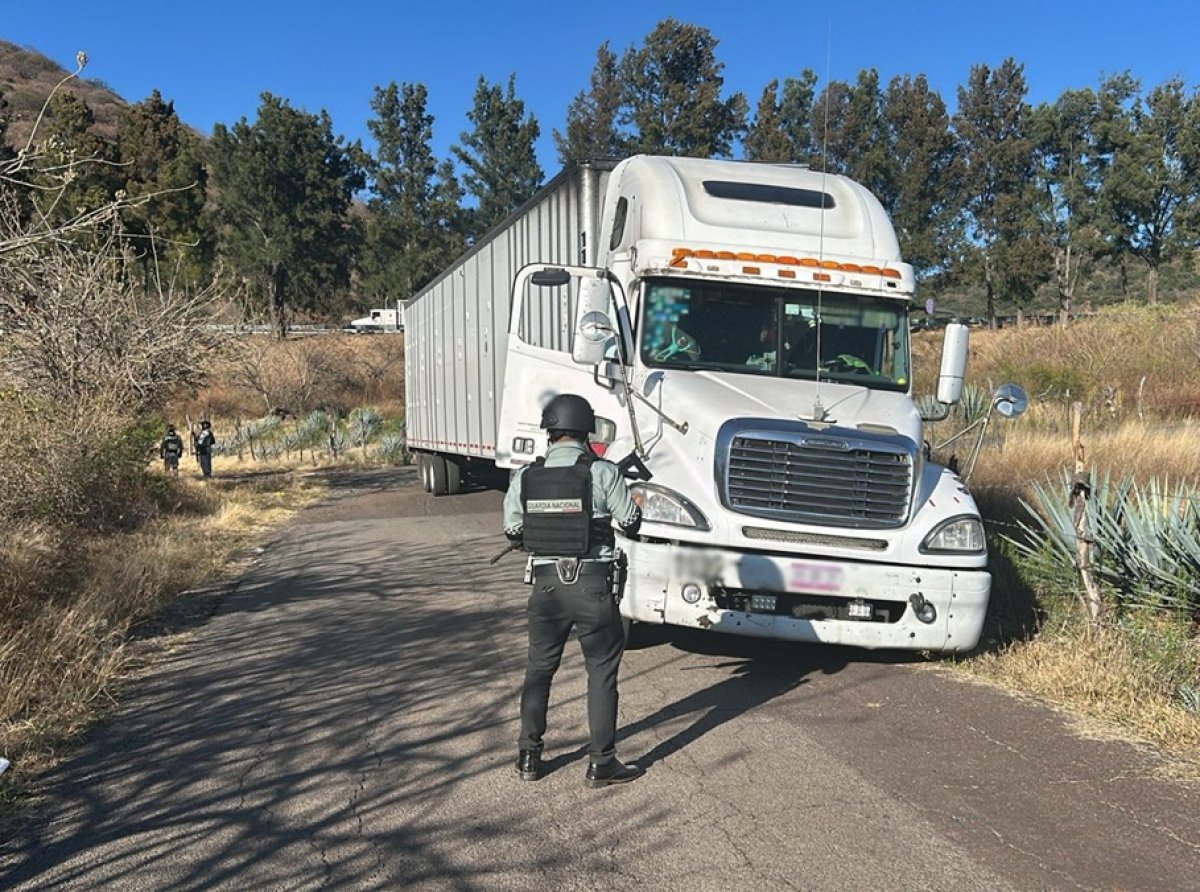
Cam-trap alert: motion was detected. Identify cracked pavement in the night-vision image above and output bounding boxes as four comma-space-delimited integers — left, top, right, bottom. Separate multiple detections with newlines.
1, 468, 1197, 890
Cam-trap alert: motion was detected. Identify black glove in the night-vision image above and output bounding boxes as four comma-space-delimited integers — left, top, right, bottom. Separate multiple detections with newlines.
505, 529, 524, 550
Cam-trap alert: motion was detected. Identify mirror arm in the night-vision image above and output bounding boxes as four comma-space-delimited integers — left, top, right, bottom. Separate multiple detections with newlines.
961, 410, 996, 483
932, 414, 986, 451
593, 362, 616, 391
631, 389, 689, 434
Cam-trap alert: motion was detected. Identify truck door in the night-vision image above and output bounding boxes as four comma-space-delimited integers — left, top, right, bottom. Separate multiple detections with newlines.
496, 264, 631, 468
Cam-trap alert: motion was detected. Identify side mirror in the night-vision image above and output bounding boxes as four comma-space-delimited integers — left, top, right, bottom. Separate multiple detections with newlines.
936, 322, 969, 405
530, 268, 571, 287
993, 383, 1028, 419
571, 277, 614, 365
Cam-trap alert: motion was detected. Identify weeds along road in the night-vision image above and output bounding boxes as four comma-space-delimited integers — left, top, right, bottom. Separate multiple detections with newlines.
2, 468, 1198, 891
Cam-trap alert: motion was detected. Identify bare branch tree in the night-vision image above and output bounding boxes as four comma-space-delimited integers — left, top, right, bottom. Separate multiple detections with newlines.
0, 223, 224, 414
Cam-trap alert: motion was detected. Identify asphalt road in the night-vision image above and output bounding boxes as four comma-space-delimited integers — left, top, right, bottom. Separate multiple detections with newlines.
2, 468, 1198, 891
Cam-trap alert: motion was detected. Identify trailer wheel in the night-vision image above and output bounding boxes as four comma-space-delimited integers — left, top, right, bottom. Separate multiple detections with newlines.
444, 457, 463, 495
429, 454, 449, 496
417, 454, 433, 493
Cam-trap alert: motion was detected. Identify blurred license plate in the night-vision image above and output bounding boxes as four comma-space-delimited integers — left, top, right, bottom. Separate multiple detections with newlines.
789, 562, 844, 593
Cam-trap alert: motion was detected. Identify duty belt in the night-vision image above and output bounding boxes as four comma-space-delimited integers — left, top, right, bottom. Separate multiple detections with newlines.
531, 559, 611, 585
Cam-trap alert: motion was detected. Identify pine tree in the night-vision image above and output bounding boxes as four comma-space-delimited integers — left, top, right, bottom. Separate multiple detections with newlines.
746, 73, 819, 165
1029, 81, 1113, 320
363, 81, 464, 301
0, 88, 15, 166
881, 74, 964, 278
744, 81, 794, 162
208, 93, 364, 336
36, 92, 122, 225
619, 19, 746, 158
116, 89, 210, 289
953, 59, 1051, 323
452, 74, 543, 238
555, 43, 626, 165
779, 73, 820, 166
1095, 77, 1200, 303
814, 70, 893, 199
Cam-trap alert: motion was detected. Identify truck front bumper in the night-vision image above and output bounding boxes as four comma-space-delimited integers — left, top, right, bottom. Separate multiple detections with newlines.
620, 539, 990, 653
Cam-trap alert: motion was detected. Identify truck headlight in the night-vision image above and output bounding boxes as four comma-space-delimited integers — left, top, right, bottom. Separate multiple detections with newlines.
629, 484, 710, 530
920, 515, 985, 554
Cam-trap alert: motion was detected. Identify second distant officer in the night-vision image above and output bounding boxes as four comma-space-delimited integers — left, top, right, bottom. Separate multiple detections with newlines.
502, 394, 644, 788
160, 424, 184, 475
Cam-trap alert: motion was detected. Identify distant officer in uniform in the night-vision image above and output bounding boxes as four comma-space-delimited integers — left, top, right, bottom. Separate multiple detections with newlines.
193, 420, 216, 478
159, 424, 184, 475
502, 394, 644, 788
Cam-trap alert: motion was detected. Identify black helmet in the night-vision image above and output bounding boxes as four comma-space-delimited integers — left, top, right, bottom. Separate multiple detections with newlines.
167, 425, 176, 433
540, 394, 594, 435
200, 420, 212, 429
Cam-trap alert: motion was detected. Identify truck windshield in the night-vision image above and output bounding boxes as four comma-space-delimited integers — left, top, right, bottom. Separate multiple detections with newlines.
640, 278, 910, 391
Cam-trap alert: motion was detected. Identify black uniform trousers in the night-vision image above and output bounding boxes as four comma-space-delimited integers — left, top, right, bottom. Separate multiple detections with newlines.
519, 561, 624, 764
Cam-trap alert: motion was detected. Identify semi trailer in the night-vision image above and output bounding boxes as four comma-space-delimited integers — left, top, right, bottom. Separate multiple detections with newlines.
404, 155, 1007, 652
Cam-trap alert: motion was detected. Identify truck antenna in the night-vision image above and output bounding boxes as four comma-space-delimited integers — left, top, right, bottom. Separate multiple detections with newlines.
811, 20, 834, 423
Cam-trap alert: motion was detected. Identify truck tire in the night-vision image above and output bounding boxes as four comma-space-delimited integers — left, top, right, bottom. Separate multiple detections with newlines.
429, 454, 449, 496
444, 457, 463, 495
418, 454, 433, 493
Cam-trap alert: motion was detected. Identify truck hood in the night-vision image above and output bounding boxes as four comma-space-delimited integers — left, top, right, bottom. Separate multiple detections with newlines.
637, 369, 921, 445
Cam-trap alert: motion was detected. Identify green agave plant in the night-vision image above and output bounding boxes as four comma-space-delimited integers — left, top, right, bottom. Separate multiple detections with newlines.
958, 382, 992, 427
1177, 685, 1200, 714
1008, 470, 1200, 613
348, 406, 382, 447
296, 410, 332, 447
376, 434, 408, 464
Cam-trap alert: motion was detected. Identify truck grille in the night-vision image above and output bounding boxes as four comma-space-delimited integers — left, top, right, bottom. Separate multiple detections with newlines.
724, 433, 912, 529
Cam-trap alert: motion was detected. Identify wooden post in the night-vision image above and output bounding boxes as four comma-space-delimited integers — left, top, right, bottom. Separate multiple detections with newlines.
1069, 402, 1103, 623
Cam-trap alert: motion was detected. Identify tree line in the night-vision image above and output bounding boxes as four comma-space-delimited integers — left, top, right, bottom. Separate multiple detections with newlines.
3, 18, 1198, 333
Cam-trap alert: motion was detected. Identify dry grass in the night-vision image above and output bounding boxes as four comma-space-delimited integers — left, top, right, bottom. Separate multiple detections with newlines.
916, 300, 1200, 776
0, 469, 325, 806
913, 302, 1200, 418
962, 420, 1200, 500
951, 613, 1200, 779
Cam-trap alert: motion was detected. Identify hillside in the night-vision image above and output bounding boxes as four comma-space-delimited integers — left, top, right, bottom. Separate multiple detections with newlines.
0, 40, 127, 147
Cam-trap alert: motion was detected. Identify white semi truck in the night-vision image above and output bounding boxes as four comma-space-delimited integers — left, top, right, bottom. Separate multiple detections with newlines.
348, 306, 404, 332
405, 156, 1001, 652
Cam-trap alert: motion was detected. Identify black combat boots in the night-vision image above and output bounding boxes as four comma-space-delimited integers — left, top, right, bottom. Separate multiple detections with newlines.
516, 750, 541, 781
584, 758, 644, 788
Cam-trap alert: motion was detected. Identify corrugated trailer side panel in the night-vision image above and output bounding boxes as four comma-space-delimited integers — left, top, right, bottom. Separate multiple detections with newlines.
404, 164, 612, 461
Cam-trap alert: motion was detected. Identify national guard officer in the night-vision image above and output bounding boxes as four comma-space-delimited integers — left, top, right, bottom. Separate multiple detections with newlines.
193, 419, 216, 478
502, 393, 644, 787
159, 424, 184, 475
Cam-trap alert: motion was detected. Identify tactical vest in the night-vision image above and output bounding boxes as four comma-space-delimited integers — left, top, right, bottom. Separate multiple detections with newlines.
520, 453, 615, 557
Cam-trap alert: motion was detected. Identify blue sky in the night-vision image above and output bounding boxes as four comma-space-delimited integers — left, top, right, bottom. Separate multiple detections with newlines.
4, 0, 1199, 174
